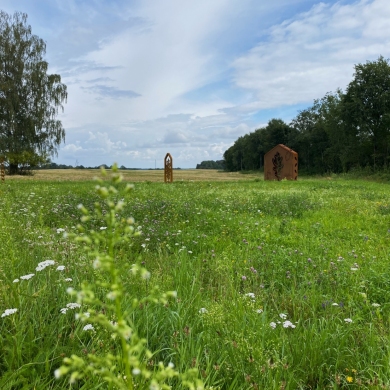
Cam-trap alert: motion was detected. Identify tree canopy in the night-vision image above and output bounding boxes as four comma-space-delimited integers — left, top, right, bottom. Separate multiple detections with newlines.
0, 11, 67, 174
224, 56, 390, 174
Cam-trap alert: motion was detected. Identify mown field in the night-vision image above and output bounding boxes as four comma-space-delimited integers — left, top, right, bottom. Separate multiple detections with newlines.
0, 168, 390, 389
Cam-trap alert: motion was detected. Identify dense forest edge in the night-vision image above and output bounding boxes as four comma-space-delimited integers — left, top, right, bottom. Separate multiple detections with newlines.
224, 56, 390, 175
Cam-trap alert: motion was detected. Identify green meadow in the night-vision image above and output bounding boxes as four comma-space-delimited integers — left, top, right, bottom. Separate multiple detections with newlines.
1, 170, 390, 389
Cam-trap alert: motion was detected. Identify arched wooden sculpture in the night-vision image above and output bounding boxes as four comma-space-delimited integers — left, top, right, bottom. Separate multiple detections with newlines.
164, 153, 173, 183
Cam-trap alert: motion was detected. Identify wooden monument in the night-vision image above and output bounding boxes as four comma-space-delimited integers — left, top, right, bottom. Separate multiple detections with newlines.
264, 144, 298, 181
164, 153, 173, 183
0, 157, 4, 182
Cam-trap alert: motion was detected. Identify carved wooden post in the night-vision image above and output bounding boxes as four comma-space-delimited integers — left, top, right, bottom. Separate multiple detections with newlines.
164, 153, 173, 183
0, 157, 4, 183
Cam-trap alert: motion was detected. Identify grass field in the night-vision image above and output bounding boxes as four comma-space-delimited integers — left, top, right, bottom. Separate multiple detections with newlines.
0, 168, 390, 389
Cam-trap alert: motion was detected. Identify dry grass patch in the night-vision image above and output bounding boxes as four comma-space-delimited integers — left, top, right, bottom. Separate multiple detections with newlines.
4, 169, 262, 182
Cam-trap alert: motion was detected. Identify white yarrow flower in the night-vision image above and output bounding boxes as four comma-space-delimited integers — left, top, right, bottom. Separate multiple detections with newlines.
83, 324, 95, 331
270, 322, 277, 329
56, 265, 65, 271
279, 313, 287, 319
13, 279, 19, 283
372, 303, 380, 307
245, 293, 255, 299
36, 260, 55, 271
283, 320, 296, 328
66, 303, 81, 309
20, 274, 35, 280
199, 308, 208, 314
1, 308, 18, 317
344, 318, 353, 323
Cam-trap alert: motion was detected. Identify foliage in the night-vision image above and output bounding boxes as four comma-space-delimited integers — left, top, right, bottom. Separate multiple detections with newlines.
342, 56, 390, 170
196, 160, 225, 170
54, 165, 203, 389
0, 11, 67, 175
224, 57, 390, 175
224, 119, 295, 171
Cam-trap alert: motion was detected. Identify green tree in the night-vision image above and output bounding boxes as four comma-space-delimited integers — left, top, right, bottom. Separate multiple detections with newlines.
0, 11, 67, 174
342, 56, 390, 170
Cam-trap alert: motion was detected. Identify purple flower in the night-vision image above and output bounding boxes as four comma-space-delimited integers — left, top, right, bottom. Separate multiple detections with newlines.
241, 275, 247, 281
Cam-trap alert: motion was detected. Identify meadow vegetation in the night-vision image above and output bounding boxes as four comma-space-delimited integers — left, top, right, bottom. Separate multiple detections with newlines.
0, 168, 390, 389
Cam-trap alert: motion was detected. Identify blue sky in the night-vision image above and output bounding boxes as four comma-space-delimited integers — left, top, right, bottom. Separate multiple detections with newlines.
1, 0, 389, 168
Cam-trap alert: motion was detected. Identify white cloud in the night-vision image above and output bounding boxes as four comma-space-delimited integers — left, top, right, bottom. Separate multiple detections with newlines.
232, 0, 390, 110
62, 143, 83, 152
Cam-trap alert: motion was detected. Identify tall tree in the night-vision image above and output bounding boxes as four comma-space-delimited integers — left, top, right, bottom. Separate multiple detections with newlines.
0, 11, 67, 174
342, 56, 390, 170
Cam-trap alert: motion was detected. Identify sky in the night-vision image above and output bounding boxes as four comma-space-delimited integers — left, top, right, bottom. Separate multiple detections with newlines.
1, 0, 390, 168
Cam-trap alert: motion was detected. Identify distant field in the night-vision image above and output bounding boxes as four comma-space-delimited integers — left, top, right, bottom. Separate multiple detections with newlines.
4, 168, 261, 182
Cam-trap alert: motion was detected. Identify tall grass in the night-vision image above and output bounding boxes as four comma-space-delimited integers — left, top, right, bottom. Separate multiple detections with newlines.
0, 172, 390, 389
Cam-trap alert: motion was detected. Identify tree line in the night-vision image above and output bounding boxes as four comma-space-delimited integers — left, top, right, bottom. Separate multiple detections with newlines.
196, 160, 225, 170
0, 11, 67, 174
224, 56, 390, 174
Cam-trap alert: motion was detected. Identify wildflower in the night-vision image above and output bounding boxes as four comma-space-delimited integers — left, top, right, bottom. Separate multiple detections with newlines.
132, 368, 141, 375
350, 267, 358, 271
283, 320, 296, 328
76, 312, 91, 320
279, 313, 287, 319
56, 228, 65, 234
64, 278, 73, 282
100, 227, 107, 230
83, 324, 95, 331
66, 303, 81, 309
346, 376, 353, 383
36, 260, 55, 271
1, 308, 17, 317
56, 265, 65, 271
256, 309, 263, 314
245, 293, 255, 299
332, 303, 339, 306
13, 279, 19, 283
20, 274, 35, 280
344, 318, 353, 323
199, 308, 208, 314
372, 303, 380, 307
54, 368, 62, 379
241, 275, 247, 281
270, 322, 277, 329
107, 291, 117, 300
